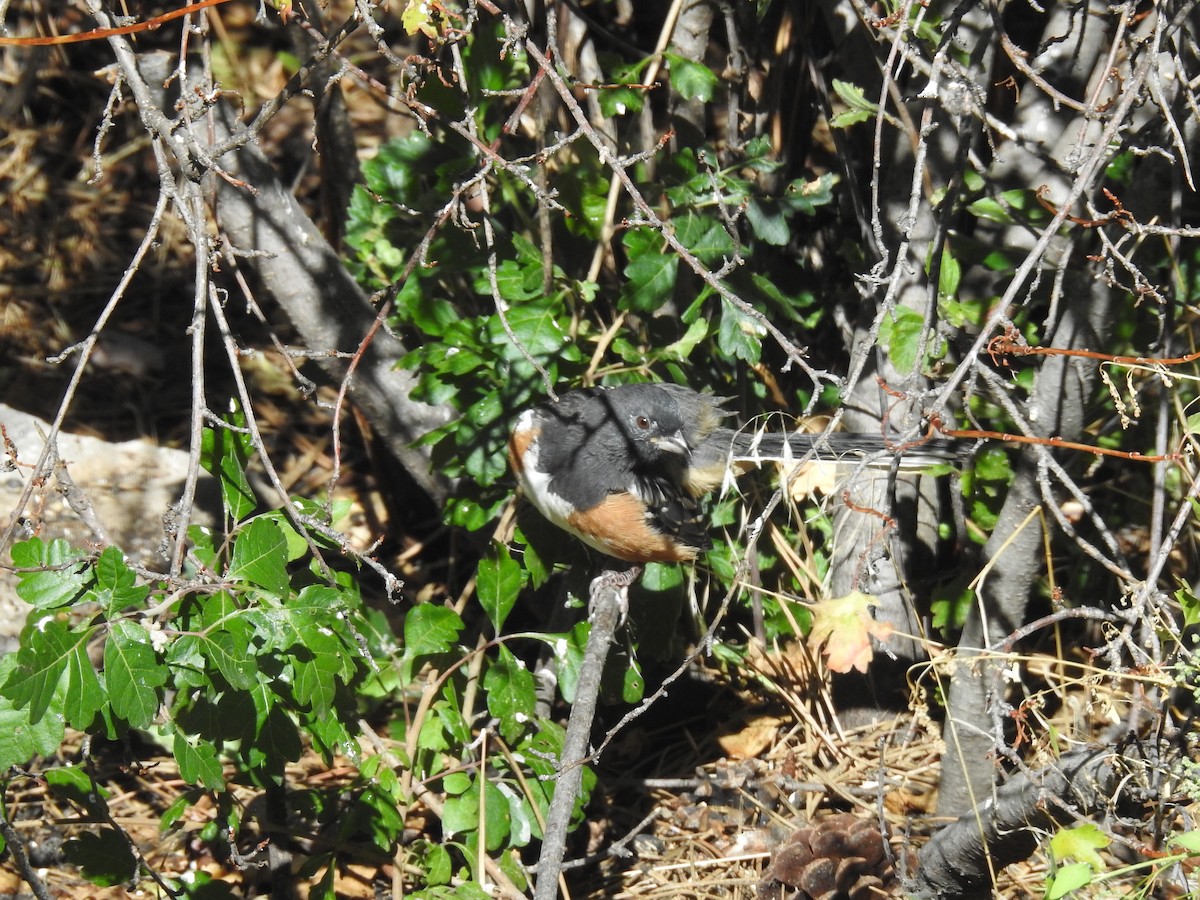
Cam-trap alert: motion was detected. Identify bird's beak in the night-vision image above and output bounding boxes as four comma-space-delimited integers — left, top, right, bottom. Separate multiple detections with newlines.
652, 431, 689, 455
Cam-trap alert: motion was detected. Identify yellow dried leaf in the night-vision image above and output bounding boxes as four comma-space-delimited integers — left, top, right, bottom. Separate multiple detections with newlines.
716, 715, 786, 759
777, 460, 839, 500
808, 590, 893, 673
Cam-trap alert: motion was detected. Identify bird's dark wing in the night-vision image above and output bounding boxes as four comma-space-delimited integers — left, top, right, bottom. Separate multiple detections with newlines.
628, 470, 712, 553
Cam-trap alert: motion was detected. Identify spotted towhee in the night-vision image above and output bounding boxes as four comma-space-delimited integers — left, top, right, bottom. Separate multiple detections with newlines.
508, 383, 962, 564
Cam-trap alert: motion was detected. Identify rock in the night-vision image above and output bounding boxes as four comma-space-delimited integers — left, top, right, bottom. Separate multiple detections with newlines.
0, 404, 219, 652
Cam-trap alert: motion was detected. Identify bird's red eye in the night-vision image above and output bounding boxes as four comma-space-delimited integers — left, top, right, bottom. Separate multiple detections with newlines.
635, 415, 651, 430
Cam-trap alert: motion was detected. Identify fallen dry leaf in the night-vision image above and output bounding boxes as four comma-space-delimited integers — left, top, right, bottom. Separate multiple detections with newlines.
717, 714, 787, 759
807, 590, 894, 673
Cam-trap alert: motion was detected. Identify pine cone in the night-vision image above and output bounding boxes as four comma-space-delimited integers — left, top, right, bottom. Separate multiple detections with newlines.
758, 813, 895, 900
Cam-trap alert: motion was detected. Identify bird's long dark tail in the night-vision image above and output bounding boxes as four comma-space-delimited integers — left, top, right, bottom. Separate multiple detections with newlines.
727, 430, 966, 470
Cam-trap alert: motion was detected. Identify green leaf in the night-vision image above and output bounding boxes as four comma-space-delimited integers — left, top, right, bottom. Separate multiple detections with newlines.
11, 536, 80, 569
745, 198, 790, 246
973, 447, 1014, 483
595, 56, 649, 117
293, 628, 349, 719
15, 567, 87, 610
291, 585, 353, 631
491, 254, 545, 303
518, 722, 594, 827
229, 518, 289, 598
641, 562, 684, 592
1045, 861, 1094, 900
931, 588, 973, 631
717, 298, 765, 364
750, 273, 821, 327
1049, 822, 1109, 871
63, 626, 105, 729
934, 246, 961, 301
675, 212, 735, 263
554, 621, 590, 704
0, 653, 65, 770
199, 589, 241, 629
664, 52, 719, 101
248, 699, 304, 773
878, 306, 924, 375
0, 699, 64, 771
160, 789, 203, 832
45, 765, 110, 816
497, 840, 530, 889
404, 604, 465, 658
515, 529, 550, 589
63, 828, 137, 887
398, 603, 464, 685
441, 777, 512, 850
783, 173, 836, 215
940, 296, 985, 329
308, 713, 357, 765
413, 703, 450, 753
173, 732, 224, 789
419, 841, 453, 885
598, 83, 645, 117
498, 781, 534, 850
621, 228, 676, 312
662, 317, 709, 361
966, 189, 1048, 225
4, 617, 102, 730
93, 546, 149, 615
830, 78, 876, 128
1176, 588, 1200, 630
9, 537, 41, 568
966, 196, 1012, 224
484, 646, 536, 744
622, 658, 645, 703
256, 508, 312, 561
441, 777, 479, 837
13, 538, 90, 610
396, 281, 458, 337
477, 543, 523, 632
362, 131, 434, 206
243, 589, 358, 717
200, 409, 256, 522
742, 134, 774, 165
1170, 830, 1200, 855
201, 628, 257, 692
573, 181, 609, 234
498, 302, 572, 360
171, 871, 240, 900
187, 524, 219, 571
104, 620, 168, 728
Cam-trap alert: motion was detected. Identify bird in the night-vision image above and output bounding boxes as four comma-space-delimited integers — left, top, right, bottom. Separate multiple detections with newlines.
508, 383, 963, 564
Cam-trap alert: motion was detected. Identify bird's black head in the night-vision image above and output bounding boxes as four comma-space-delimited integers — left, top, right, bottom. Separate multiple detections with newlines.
603, 384, 690, 465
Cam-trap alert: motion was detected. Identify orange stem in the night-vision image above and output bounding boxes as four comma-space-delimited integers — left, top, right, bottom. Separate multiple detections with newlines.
0, 0, 234, 46
941, 427, 1180, 463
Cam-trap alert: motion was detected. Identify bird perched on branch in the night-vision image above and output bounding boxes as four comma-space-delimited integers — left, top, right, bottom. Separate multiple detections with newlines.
508, 383, 962, 564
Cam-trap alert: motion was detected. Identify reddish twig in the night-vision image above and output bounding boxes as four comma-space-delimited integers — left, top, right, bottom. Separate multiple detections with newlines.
987, 325, 1200, 369
937, 424, 1181, 464
840, 492, 896, 529
840, 492, 895, 594
1034, 185, 1136, 229
0, 0, 237, 46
